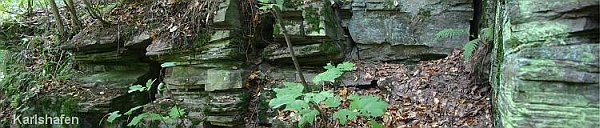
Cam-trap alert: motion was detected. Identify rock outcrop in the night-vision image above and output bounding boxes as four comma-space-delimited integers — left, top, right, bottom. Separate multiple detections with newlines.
490, 0, 599, 127
348, 0, 473, 63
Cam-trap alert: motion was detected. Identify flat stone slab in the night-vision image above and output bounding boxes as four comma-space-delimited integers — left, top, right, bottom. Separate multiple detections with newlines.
205, 69, 244, 91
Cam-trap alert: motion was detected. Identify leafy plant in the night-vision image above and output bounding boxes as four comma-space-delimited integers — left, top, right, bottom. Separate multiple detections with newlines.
269, 62, 388, 127
434, 28, 468, 41
105, 79, 183, 127
259, 0, 310, 86
463, 39, 480, 59
332, 95, 388, 125
128, 79, 161, 93
106, 111, 121, 123
312, 62, 355, 84
435, 28, 492, 59
258, 0, 283, 11
268, 82, 337, 126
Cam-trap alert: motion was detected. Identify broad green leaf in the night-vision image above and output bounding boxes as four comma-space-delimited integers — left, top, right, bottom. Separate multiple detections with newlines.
298, 109, 319, 127
349, 95, 388, 117
128, 85, 146, 93
348, 94, 360, 101
147, 113, 163, 121
303, 93, 316, 103
333, 109, 357, 124
273, 82, 303, 98
157, 82, 165, 95
319, 91, 335, 98
258, 0, 270, 4
275, 0, 284, 9
337, 62, 355, 71
106, 111, 121, 123
269, 82, 304, 108
324, 96, 341, 108
269, 95, 296, 108
285, 100, 309, 111
368, 120, 385, 128
312, 93, 326, 104
160, 62, 176, 68
312, 68, 342, 84
124, 106, 143, 115
169, 106, 185, 118
259, 6, 270, 10
145, 79, 155, 91
312, 62, 355, 84
324, 63, 336, 70
127, 113, 145, 126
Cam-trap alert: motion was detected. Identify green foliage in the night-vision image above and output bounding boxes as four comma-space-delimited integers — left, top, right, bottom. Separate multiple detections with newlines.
0, 0, 51, 22
169, 105, 185, 118
312, 62, 355, 84
348, 95, 388, 117
268, 82, 339, 126
269, 82, 304, 108
127, 113, 146, 127
106, 111, 121, 123
258, 0, 283, 10
435, 28, 492, 59
127, 79, 156, 93
127, 85, 146, 93
332, 109, 358, 124
124, 105, 143, 115
463, 39, 480, 59
108, 79, 184, 126
160, 62, 176, 68
324, 96, 341, 108
298, 109, 319, 126
269, 62, 387, 127
108, 105, 186, 127
331, 95, 388, 125
368, 120, 385, 128
434, 28, 469, 41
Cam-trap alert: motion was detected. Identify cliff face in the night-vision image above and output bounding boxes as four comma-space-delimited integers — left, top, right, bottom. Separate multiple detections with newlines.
490, 0, 599, 127
1, 0, 598, 127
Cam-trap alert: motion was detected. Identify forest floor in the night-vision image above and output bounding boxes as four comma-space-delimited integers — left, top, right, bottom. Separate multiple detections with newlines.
248, 50, 493, 127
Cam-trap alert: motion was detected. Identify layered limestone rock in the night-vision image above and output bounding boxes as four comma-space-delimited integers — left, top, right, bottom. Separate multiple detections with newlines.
491, 0, 599, 127
264, 0, 347, 65
348, 0, 473, 63
63, 20, 159, 126
155, 0, 249, 126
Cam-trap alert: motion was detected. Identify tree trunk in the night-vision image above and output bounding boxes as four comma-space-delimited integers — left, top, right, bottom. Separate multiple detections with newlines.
27, 0, 33, 16
271, 7, 309, 88
64, 0, 81, 32
48, 0, 65, 39
82, 0, 110, 25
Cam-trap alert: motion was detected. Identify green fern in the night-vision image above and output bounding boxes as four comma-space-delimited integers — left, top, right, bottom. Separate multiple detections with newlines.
480, 28, 493, 39
434, 28, 469, 41
436, 28, 492, 59
463, 38, 480, 59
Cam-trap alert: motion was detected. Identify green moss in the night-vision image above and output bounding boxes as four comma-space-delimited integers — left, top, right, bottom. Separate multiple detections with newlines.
420, 9, 432, 18
194, 30, 212, 48
318, 41, 339, 53
581, 52, 595, 63
283, 0, 303, 9
320, 1, 342, 37
304, 6, 322, 34
273, 24, 281, 36
510, 21, 568, 49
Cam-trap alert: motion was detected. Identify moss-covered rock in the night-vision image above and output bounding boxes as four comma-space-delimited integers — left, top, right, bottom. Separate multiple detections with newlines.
491, 0, 599, 127
348, 0, 473, 63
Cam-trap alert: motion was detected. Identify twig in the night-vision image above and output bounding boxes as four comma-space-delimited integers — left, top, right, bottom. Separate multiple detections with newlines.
271, 7, 309, 88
